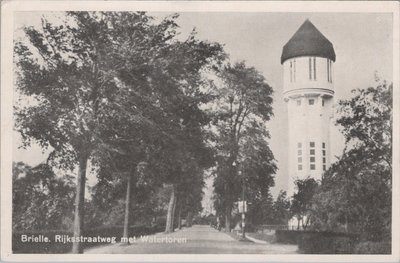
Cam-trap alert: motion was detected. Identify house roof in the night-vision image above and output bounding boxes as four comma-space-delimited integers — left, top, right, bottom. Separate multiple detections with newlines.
281, 19, 336, 64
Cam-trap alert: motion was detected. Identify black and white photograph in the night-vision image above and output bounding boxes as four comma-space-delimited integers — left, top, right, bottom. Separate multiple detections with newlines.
1, 1, 399, 261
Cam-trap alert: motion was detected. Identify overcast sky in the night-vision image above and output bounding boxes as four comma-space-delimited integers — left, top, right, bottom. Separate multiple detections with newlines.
13, 12, 393, 199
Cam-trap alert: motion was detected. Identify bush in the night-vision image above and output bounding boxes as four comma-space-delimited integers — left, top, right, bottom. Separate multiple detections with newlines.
13, 224, 163, 253
275, 230, 303, 244
154, 216, 166, 228
244, 223, 257, 233
298, 231, 358, 254
354, 241, 391, 254
276, 230, 390, 254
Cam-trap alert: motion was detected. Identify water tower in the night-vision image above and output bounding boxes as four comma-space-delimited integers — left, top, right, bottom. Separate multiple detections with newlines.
281, 19, 336, 198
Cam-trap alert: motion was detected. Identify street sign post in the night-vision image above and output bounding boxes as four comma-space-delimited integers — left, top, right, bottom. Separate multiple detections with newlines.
237, 201, 247, 213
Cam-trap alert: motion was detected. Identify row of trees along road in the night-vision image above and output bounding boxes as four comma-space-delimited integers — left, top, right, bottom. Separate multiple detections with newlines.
14, 12, 230, 253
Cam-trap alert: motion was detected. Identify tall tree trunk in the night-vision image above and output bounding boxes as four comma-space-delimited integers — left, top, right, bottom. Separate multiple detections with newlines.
172, 194, 177, 230
177, 203, 182, 230
165, 184, 176, 233
186, 211, 193, 227
303, 215, 310, 230
122, 171, 133, 242
72, 154, 88, 254
225, 207, 231, 232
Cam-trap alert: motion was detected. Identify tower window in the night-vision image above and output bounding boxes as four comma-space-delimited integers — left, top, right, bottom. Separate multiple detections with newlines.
322, 142, 326, 149
309, 99, 315, 105
328, 59, 333, 83
322, 99, 325, 106
327, 59, 330, 82
298, 150, 302, 155
309, 58, 312, 80
310, 164, 316, 170
310, 142, 315, 156
298, 142, 302, 148
310, 157, 315, 162
297, 100, 301, 106
298, 157, 302, 162
323, 165, 326, 171
298, 165, 303, 171
322, 150, 326, 156
293, 59, 296, 82
313, 57, 316, 80
323, 157, 326, 164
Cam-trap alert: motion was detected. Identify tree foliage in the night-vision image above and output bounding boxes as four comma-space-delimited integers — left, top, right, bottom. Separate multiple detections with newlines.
12, 162, 75, 231
290, 178, 318, 230
210, 61, 276, 230
271, 191, 291, 225
14, 11, 224, 251
310, 81, 392, 241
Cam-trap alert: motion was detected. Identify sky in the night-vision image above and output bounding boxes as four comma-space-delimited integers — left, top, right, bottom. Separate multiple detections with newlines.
13, 12, 393, 203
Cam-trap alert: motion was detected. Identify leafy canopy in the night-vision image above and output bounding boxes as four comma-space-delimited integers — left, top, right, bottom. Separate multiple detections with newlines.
310, 81, 392, 241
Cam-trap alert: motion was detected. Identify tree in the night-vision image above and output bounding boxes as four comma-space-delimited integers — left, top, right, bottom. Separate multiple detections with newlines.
161, 145, 213, 233
12, 162, 75, 231
210, 61, 275, 231
109, 17, 224, 234
176, 168, 206, 228
140, 36, 224, 233
290, 178, 318, 230
271, 191, 291, 225
92, 132, 155, 240
14, 12, 140, 253
310, 80, 392, 241
239, 126, 277, 226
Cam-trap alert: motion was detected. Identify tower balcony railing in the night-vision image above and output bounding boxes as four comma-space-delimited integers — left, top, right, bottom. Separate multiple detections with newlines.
283, 87, 334, 101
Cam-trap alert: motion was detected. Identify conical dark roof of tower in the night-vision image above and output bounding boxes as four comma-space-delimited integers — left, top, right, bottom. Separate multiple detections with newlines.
281, 19, 336, 64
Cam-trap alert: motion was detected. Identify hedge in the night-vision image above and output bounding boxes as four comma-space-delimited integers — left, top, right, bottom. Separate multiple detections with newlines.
13, 224, 164, 254
276, 230, 363, 254
275, 230, 303, 244
354, 241, 391, 254
298, 231, 358, 254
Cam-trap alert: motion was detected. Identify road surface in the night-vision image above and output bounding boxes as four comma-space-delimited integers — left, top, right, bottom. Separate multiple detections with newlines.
85, 225, 298, 254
